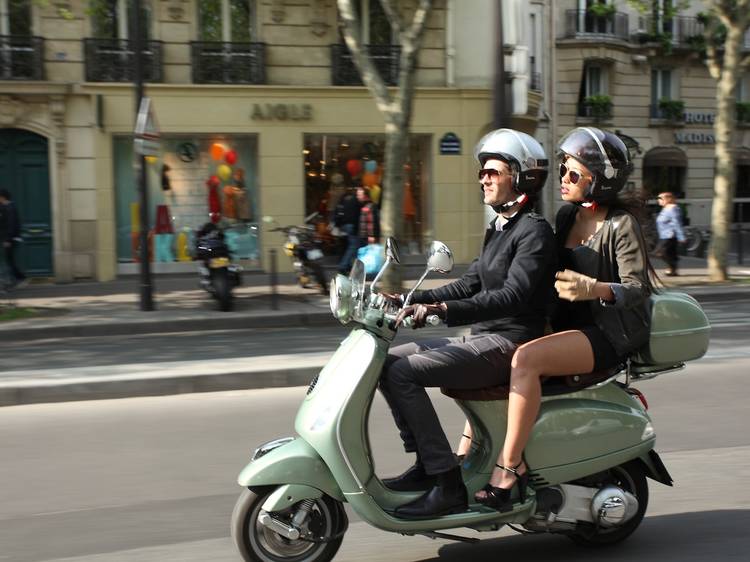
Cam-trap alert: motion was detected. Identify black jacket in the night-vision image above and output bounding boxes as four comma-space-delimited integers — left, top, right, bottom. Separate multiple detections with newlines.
333, 192, 361, 228
0, 201, 21, 241
413, 210, 557, 344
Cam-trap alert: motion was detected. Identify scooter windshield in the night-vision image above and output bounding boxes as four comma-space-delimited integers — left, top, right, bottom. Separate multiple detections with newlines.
349, 259, 366, 302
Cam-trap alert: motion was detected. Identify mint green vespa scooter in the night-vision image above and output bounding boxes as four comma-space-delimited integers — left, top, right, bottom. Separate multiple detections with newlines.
231, 238, 710, 562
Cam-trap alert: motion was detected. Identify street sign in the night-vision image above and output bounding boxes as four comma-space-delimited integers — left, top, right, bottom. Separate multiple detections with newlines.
134, 97, 161, 157
439, 132, 461, 155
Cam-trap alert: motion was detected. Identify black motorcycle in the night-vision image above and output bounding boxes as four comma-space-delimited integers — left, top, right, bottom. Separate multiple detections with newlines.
269, 215, 328, 294
195, 223, 242, 311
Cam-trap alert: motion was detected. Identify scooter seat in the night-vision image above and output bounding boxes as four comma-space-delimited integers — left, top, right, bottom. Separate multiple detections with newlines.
441, 364, 623, 401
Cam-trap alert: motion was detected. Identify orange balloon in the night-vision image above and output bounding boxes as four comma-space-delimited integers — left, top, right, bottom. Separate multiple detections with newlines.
362, 172, 377, 187
210, 143, 225, 161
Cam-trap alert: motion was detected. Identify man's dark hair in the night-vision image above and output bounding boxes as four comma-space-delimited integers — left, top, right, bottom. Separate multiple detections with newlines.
0, 188, 10, 200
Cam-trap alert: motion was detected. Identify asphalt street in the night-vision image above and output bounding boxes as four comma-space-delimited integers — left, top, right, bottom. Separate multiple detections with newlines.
1, 295, 746, 372
0, 297, 748, 562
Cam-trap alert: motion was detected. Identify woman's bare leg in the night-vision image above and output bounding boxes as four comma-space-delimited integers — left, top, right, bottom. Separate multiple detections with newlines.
485, 331, 595, 492
456, 421, 473, 456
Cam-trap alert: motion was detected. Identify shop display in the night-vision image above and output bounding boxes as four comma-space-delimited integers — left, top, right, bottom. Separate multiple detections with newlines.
114, 136, 259, 266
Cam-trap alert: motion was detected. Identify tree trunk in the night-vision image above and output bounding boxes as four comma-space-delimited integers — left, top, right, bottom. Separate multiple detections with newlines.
381, 118, 408, 292
709, 24, 743, 281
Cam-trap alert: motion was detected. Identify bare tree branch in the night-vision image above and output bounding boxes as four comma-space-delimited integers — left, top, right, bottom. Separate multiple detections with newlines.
405, 0, 432, 45
337, 0, 393, 111
377, 0, 404, 40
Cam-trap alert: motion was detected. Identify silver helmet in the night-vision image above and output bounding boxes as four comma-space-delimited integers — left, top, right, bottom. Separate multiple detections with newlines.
474, 128, 549, 195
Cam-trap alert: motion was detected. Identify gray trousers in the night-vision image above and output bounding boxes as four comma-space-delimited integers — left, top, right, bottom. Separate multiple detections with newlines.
379, 334, 517, 475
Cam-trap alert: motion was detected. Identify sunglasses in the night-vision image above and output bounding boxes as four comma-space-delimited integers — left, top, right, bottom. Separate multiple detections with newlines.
478, 168, 512, 181
559, 163, 590, 185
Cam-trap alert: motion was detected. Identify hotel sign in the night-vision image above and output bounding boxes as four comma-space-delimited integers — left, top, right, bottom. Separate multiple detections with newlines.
674, 131, 716, 144
251, 103, 313, 121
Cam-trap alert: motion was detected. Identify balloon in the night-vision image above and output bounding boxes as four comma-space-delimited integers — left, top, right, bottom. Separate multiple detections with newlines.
210, 143, 225, 161
364, 159, 378, 173
362, 172, 377, 187
206, 175, 220, 188
145, 155, 158, 164
225, 150, 237, 165
217, 164, 232, 181
346, 159, 362, 177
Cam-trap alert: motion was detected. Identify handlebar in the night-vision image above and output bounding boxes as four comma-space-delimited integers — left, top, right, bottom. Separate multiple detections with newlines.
392, 314, 442, 329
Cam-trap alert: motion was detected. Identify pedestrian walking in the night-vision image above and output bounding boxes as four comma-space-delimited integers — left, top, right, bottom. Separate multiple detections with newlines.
356, 186, 380, 245
333, 187, 362, 274
0, 188, 26, 288
656, 191, 686, 276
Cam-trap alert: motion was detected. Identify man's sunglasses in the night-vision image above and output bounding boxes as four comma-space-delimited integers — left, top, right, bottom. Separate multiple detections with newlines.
478, 168, 512, 181
559, 163, 590, 185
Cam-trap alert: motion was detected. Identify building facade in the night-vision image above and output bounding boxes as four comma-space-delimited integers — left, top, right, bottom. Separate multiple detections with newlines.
0, 0, 546, 282
553, 0, 750, 227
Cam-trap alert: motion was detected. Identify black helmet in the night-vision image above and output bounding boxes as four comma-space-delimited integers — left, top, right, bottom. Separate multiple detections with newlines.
557, 127, 633, 203
474, 129, 549, 195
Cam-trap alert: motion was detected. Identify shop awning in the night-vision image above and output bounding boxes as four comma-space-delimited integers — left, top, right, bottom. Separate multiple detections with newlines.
643, 146, 687, 168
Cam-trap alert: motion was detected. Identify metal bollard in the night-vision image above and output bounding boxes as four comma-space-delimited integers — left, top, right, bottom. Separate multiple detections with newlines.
737, 224, 744, 266
269, 248, 279, 310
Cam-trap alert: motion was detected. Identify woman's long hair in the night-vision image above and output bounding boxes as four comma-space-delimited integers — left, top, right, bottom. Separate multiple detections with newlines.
608, 185, 662, 293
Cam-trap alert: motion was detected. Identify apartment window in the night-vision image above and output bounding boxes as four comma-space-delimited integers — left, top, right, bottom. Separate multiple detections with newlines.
198, 0, 255, 42
651, 68, 673, 102
737, 74, 749, 102
0, 0, 31, 36
584, 63, 607, 97
91, 0, 151, 39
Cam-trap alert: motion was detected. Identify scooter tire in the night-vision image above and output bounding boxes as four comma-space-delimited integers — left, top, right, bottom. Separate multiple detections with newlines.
567, 461, 649, 547
231, 486, 346, 562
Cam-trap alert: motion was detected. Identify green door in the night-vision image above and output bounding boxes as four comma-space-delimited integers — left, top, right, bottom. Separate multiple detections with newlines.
0, 129, 53, 276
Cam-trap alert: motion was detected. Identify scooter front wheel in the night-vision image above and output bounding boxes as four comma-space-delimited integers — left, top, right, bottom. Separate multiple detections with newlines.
231, 486, 347, 562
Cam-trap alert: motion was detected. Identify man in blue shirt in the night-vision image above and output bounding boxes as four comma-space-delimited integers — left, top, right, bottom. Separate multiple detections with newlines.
656, 191, 686, 276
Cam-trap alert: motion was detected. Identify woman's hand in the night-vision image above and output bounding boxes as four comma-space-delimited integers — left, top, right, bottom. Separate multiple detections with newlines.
396, 303, 447, 328
554, 269, 599, 302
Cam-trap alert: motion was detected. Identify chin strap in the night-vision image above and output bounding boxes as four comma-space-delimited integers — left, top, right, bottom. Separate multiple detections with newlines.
578, 200, 599, 212
492, 193, 528, 213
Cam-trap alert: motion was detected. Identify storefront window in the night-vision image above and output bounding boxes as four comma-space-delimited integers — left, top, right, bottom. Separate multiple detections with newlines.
303, 134, 430, 255
114, 135, 259, 267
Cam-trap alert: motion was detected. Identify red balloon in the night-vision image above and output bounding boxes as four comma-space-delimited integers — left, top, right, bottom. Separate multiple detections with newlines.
206, 175, 220, 188
346, 159, 362, 177
225, 150, 238, 165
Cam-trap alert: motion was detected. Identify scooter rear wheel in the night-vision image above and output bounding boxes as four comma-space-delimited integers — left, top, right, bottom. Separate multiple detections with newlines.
568, 461, 649, 547
231, 486, 347, 562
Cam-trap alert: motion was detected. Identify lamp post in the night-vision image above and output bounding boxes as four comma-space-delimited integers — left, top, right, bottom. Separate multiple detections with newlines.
132, 0, 154, 311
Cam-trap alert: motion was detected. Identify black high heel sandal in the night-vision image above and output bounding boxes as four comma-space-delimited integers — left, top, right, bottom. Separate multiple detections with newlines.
474, 461, 529, 512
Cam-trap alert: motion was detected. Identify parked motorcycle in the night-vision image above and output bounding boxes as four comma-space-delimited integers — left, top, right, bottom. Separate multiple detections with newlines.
231, 238, 710, 561
195, 223, 242, 312
269, 213, 328, 294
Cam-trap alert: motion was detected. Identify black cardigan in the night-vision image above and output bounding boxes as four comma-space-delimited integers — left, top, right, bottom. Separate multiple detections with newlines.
412, 210, 557, 344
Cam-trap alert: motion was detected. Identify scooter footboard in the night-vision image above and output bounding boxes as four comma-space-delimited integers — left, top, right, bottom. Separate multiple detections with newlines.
237, 438, 344, 502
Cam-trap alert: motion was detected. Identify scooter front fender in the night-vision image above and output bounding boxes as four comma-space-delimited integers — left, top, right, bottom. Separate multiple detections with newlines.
237, 438, 344, 502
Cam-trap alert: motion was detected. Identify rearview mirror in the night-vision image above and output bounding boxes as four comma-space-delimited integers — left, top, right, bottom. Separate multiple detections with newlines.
385, 237, 401, 264
426, 241, 453, 274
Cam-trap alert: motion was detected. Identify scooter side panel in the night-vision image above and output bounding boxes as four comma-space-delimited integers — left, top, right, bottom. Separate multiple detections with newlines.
237, 438, 344, 502
295, 328, 383, 494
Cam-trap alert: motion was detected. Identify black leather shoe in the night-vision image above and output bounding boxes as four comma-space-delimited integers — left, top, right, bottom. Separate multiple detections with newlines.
394, 481, 468, 518
382, 463, 436, 492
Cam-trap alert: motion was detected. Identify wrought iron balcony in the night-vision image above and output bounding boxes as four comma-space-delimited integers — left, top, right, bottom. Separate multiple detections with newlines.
83, 38, 163, 82
0, 36, 44, 80
331, 43, 400, 86
530, 72, 542, 92
564, 9, 629, 41
190, 42, 265, 84
650, 103, 685, 122
636, 15, 705, 49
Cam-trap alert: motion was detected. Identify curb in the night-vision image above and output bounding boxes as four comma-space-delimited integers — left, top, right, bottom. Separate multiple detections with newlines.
0, 354, 330, 407
0, 310, 336, 342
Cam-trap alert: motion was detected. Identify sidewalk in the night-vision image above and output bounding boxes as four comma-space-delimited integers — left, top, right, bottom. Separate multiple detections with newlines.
1, 258, 748, 407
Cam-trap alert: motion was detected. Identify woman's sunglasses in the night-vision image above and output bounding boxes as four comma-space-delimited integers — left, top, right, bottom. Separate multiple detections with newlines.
478, 168, 512, 181
559, 163, 590, 185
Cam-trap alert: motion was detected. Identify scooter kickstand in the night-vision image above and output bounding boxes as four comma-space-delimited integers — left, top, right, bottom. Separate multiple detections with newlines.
415, 531, 480, 544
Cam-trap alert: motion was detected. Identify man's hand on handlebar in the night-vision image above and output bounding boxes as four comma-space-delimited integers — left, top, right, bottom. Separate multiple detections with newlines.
396, 302, 447, 329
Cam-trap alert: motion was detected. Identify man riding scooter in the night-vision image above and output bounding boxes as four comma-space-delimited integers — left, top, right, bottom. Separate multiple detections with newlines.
378, 129, 557, 518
